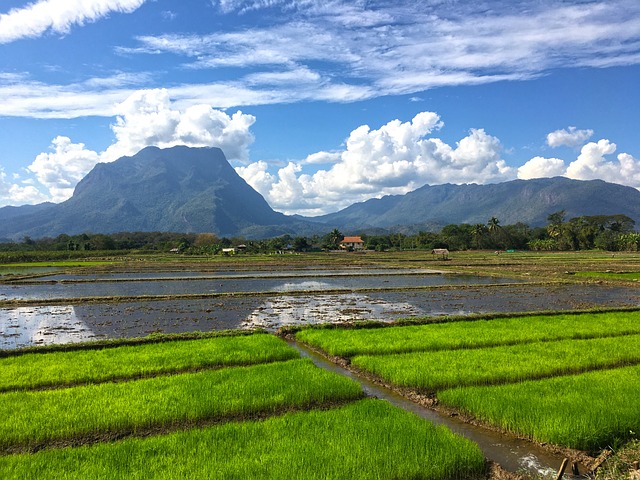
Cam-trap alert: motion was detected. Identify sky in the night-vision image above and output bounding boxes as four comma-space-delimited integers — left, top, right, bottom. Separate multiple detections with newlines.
0, 0, 639, 217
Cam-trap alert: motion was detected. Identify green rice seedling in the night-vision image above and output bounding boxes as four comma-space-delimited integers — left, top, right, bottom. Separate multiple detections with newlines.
0, 358, 364, 452
438, 364, 640, 451
0, 399, 486, 480
352, 334, 640, 390
575, 271, 640, 280
0, 333, 299, 391
296, 310, 640, 357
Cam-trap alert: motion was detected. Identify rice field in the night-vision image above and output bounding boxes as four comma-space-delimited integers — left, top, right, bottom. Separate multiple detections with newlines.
351, 334, 640, 390
438, 365, 640, 451
295, 310, 640, 357
297, 310, 640, 454
0, 399, 486, 480
0, 358, 364, 452
0, 332, 299, 391
0, 332, 486, 479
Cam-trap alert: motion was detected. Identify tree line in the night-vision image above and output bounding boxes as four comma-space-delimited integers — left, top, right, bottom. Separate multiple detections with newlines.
1, 212, 639, 257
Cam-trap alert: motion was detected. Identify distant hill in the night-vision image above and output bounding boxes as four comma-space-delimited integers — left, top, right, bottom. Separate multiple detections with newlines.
0, 202, 54, 223
314, 177, 640, 232
2, 146, 640, 241
0, 146, 310, 240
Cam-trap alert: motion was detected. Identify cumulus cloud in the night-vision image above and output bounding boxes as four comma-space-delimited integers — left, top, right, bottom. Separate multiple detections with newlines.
566, 140, 640, 186
27, 137, 101, 202
21, 89, 256, 204
0, 170, 49, 206
237, 112, 516, 215
0, 0, 147, 44
103, 89, 255, 163
518, 139, 640, 188
517, 156, 566, 179
546, 126, 594, 148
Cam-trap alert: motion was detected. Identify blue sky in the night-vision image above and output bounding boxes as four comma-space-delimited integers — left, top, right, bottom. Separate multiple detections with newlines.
0, 0, 639, 216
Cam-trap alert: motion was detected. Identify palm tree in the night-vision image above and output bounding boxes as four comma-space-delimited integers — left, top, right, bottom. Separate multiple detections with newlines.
487, 217, 503, 249
472, 224, 488, 249
325, 228, 343, 250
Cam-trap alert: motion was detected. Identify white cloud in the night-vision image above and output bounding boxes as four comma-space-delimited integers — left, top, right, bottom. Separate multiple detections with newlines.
546, 126, 594, 148
0, 0, 147, 44
517, 139, 640, 188
104, 89, 255, 163
0, 170, 49, 206
27, 136, 101, 202
302, 151, 341, 165
2, 2, 638, 120
517, 157, 566, 180
237, 112, 516, 215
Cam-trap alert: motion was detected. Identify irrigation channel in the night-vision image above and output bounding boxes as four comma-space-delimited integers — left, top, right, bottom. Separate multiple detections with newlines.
1, 266, 638, 478
287, 339, 585, 479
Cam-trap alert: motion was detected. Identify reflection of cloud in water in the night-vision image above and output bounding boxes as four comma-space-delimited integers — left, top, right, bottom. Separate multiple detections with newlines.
0, 306, 97, 349
273, 280, 337, 292
242, 293, 425, 330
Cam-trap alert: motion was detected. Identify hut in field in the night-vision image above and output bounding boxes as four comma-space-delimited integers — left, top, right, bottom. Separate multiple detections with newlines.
431, 248, 449, 260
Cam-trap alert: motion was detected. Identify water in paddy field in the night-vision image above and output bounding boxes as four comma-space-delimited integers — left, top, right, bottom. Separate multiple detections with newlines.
0, 270, 515, 301
0, 267, 638, 348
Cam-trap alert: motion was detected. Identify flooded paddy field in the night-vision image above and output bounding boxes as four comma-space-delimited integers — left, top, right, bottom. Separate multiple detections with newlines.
0, 270, 517, 301
1, 281, 638, 350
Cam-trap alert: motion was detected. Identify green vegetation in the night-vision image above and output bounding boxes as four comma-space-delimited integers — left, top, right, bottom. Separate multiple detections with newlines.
0, 399, 486, 480
1, 211, 638, 262
0, 358, 364, 452
575, 271, 640, 281
0, 333, 298, 391
438, 364, 640, 451
352, 334, 640, 390
594, 439, 640, 480
296, 311, 640, 357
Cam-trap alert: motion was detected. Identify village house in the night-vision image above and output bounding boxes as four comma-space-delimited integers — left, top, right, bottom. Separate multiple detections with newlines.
340, 236, 365, 250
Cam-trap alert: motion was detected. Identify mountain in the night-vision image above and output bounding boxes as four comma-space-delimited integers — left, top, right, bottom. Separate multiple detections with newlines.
315, 177, 640, 231
2, 146, 640, 241
0, 202, 55, 222
0, 146, 309, 240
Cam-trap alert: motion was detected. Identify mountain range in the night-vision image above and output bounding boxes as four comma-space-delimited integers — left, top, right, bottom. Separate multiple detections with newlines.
2, 145, 640, 240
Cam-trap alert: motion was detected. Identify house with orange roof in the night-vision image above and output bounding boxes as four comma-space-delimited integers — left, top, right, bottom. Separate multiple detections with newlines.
340, 236, 365, 250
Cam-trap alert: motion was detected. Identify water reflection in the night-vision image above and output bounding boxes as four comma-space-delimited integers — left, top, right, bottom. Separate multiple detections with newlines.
1, 281, 639, 350
0, 306, 97, 349
242, 290, 425, 329
0, 273, 520, 301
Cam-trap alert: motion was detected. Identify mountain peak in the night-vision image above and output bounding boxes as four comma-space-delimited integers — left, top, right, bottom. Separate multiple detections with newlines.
0, 146, 300, 240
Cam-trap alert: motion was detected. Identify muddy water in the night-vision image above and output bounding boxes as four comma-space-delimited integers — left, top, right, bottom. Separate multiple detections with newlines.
289, 340, 585, 479
1, 283, 638, 349
0, 272, 517, 301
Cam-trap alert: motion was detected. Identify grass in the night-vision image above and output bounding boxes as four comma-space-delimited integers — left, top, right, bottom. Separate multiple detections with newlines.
0, 358, 364, 452
0, 399, 486, 480
576, 271, 640, 281
351, 334, 640, 390
295, 310, 640, 357
438, 364, 640, 451
0, 333, 299, 391
594, 439, 640, 480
